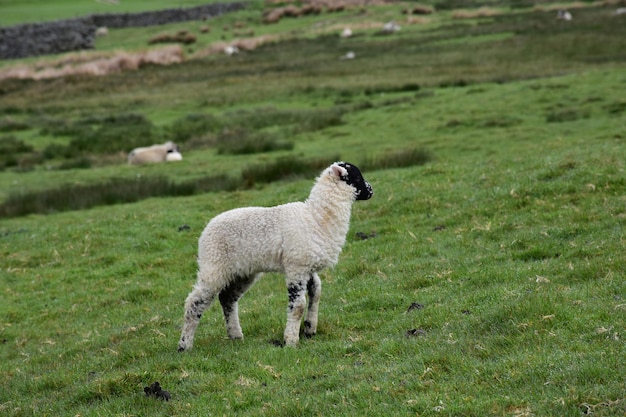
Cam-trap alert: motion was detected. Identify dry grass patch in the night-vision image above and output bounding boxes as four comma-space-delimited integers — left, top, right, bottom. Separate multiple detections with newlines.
452, 7, 503, 19
0, 45, 184, 80
148, 30, 197, 45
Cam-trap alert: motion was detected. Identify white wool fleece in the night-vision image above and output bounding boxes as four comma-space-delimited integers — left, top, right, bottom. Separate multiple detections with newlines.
198, 165, 355, 283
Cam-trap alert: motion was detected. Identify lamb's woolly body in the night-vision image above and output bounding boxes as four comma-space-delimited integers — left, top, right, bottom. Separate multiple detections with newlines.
178, 162, 372, 351
200, 173, 353, 281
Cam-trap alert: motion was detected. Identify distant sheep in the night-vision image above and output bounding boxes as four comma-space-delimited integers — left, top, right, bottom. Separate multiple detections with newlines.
224, 45, 239, 55
556, 10, 572, 21
341, 51, 355, 60
95, 27, 109, 37
127, 141, 180, 165
177, 162, 373, 351
340, 28, 353, 38
382, 21, 401, 33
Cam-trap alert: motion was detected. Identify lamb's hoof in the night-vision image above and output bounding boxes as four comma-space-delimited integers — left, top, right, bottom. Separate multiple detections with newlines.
303, 320, 316, 338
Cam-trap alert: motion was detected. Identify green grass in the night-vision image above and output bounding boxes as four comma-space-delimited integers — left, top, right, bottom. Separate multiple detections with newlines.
1, 1, 625, 416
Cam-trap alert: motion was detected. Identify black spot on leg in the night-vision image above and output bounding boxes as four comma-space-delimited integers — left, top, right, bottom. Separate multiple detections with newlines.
287, 282, 305, 309
220, 276, 254, 305
306, 274, 317, 299
219, 275, 254, 323
189, 297, 211, 320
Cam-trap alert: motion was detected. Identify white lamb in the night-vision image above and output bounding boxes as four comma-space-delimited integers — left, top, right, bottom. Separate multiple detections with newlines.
127, 141, 179, 165
178, 162, 373, 351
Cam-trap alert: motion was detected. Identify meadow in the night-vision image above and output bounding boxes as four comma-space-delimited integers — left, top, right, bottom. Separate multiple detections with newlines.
1, 0, 625, 416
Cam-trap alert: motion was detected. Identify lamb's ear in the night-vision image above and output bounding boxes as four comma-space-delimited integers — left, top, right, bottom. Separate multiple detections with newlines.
331, 163, 348, 179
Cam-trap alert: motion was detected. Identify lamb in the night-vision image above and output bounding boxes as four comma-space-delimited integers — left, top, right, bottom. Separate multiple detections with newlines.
127, 141, 179, 165
178, 161, 373, 351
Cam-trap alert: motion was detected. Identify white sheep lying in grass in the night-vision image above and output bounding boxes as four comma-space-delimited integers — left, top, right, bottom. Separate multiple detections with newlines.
178, 162, 373, 351
127, 141, 180, 165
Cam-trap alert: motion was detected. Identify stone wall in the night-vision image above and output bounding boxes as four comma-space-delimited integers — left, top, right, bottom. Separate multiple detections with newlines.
0, 2, 247, 60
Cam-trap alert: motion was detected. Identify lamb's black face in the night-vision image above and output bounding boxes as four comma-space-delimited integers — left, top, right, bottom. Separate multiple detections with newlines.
337, 162, 373, 201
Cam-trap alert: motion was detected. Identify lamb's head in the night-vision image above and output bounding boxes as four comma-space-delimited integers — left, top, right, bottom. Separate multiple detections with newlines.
163, 141, 178, 152
330, 162, 373, 201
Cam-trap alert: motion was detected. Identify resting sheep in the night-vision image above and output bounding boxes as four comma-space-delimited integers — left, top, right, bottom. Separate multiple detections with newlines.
127, 141, 180, 165
178, 162, 373, 351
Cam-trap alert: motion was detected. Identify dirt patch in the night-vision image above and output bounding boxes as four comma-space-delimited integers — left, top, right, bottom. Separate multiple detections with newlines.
263, 0, 397, 23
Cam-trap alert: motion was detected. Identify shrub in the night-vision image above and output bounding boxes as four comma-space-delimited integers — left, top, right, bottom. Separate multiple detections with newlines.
241, 156, 339, 187
0, 117, 30, 133
359, 148, 432, 171
215, 128, 293, 155
169, 108, 345, 148
0, 135, 33, 154
0, 135, 34, 171
43, 143, 80, 160
364, 83, 421, 95
40, 119, 90, 138
149, 30, 197, 45
545, 109, 590, 123
168, 113, 223, 143
69, 113, 155, 153
0, 174, 241, 218
41, 113, 155, 155
56, 157, 92, 170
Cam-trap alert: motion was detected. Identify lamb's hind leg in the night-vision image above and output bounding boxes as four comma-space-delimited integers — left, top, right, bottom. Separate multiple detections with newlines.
178, 284, 216, 352
218, 274, 260, 340
304, 273, 321, 338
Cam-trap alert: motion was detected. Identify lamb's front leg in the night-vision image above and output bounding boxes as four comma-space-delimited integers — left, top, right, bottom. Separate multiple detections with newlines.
304, 273, 321, 338
284, 278, 307, 347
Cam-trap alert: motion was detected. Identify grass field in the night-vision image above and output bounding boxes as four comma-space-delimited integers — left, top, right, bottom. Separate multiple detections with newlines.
1, 1, 625, 416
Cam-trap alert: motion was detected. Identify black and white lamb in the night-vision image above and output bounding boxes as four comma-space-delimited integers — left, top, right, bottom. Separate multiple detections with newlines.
127, 141, 180, 165
178, 162, 373, 351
